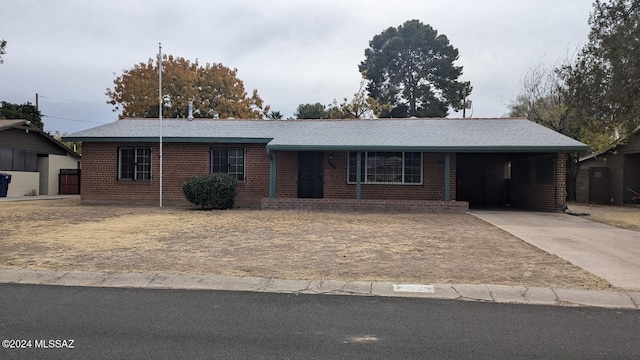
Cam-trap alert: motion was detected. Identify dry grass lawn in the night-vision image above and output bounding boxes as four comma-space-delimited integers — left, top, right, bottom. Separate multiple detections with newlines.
0, 199, 610, 289
568, 202, 640, 232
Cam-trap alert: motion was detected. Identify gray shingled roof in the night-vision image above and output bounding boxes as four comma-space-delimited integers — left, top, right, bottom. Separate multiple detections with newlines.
63, 118, 587, 152
1, 119, 81, 158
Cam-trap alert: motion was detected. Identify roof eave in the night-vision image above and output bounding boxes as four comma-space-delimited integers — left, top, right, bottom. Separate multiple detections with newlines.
62, 136, 273, 144
265, 144, 589, 152
2, 120, 80, 158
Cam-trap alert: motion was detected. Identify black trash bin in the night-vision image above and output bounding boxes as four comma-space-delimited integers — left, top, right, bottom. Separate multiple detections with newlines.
0, 173, 12, 197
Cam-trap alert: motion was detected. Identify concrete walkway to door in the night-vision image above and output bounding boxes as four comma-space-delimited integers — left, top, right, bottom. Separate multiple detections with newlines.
471, 209, 640, 291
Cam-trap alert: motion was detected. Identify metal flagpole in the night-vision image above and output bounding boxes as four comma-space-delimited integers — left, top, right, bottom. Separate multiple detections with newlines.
159, 43, 163, 208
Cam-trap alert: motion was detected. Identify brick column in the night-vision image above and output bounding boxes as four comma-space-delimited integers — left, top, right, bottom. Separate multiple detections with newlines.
556, 152, 567, 210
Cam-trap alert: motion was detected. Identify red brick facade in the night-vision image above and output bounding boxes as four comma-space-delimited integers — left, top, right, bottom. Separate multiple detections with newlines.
262, 198, 468, 213
81, 142, 270, 206
80, 142, 566, 211
273, 151, 456, 201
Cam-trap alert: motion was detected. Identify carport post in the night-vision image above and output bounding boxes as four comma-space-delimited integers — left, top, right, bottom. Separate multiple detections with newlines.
269, 151, 277, 198
444, 153, 450, 201
356, 151, 362, 200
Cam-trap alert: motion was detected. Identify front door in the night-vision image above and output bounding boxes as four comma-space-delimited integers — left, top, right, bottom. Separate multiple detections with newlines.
298, 152, 324, 198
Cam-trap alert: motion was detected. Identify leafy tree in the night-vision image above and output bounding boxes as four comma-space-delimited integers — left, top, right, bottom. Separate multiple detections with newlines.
508, 61, 623, 201
508, 63, 588, 200
296, 80, 385, 120
106, 55, 269, 119
294, 102, 329, 119
359, 19, 470, 118
513, 0, 640, 199
509, 63, 615, 154
0, 39, 6, 64
559, 0, 640, 139
326, 99, 355, 119
327, 79, 386, 119
267, 110, 283, 120
509, 64, 577, 138
0, 101, 44, 130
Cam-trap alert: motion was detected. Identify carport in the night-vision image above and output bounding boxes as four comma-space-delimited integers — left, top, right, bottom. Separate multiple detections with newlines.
457, 152, 567, 211
457, 153, 509, 207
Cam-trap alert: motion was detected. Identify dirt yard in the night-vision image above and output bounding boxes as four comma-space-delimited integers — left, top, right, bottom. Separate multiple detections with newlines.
0, 199, 610, 289
568, 202, 640, 232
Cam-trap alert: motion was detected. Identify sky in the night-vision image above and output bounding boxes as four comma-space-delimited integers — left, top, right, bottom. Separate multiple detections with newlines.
0, 0, 595, 134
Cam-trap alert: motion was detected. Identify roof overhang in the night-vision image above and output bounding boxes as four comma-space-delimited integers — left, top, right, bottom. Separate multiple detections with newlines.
63, 136, 273, 144
265, 144, 588, 153
62, 118, 589, 155
579, 126, 640, 162
1, 119, 81, 158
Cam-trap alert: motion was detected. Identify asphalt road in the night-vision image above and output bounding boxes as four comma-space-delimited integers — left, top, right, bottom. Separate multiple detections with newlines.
0, 284, 639, 359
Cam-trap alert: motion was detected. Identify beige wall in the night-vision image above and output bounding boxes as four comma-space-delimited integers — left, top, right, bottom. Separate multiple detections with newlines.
3, 154, 78, 197
39, 154, 79, 195
37, 156, 50, 195
4, 171, 40, 196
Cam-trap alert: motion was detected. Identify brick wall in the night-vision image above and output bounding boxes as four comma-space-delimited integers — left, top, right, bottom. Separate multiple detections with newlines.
262, 198, 468, 213
555, 153, 567, 209
81, 144, 565, 211
81, 142, 270, 206
82, 144, 458, 206
510, 153, 566, 212
275, 151, 297, 198
274, 151, 456, 201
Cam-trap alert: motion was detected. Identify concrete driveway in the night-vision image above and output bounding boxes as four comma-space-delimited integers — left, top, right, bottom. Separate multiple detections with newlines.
472, 209, 640, 291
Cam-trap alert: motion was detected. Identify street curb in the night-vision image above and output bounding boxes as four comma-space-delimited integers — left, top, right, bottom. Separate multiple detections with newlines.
0, 269, 637, 310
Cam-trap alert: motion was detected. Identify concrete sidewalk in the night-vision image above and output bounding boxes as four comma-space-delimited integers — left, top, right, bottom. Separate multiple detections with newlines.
0, 269, 637, 310
472, 209, 640, 291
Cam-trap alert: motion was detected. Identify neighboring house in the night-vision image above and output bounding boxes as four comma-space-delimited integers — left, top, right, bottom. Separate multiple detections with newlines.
0, 119, 81, 196
63, 118, 586, 212
577, 128, 640, 204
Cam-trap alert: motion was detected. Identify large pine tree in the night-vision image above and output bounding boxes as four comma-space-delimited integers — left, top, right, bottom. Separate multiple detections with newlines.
359, 20, 470, 118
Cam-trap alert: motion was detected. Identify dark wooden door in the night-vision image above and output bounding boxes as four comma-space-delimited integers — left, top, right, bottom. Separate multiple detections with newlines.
589, 167, 609, 204
298, 152, 323, 198
59, 169, 80, 194
59, 175, 80, 194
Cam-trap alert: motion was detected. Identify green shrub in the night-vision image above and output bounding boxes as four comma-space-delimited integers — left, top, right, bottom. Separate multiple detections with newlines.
182, 173, 237, 210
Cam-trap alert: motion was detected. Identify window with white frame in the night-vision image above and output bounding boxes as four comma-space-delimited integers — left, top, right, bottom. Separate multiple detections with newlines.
211, 148, 244, 181
348, 152, 422, 184
118, 147, 151, 180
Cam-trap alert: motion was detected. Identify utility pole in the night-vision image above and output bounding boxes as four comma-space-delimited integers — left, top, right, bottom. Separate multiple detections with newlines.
35, 93, 39, 110
159, 43, 163, 208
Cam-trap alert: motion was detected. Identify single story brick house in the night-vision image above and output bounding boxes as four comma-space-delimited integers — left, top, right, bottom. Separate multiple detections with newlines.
577, 127, 640, 204
1, 119, 81, 196
64, 117, 587, 212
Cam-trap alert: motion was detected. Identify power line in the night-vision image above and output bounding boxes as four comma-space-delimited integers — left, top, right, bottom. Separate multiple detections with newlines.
42, 114, 106, 124
38, 95, 104, 103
